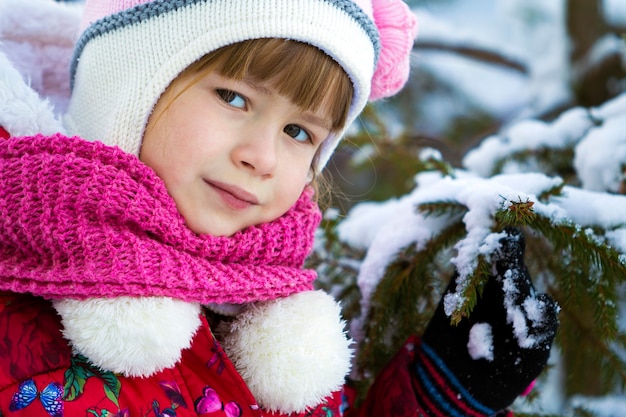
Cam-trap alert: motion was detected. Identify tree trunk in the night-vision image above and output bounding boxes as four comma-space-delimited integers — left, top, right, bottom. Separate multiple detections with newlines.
567, 0, 625, 106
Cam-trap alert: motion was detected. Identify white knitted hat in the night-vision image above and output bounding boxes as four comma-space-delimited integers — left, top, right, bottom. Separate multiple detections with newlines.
65, 0, 417, 169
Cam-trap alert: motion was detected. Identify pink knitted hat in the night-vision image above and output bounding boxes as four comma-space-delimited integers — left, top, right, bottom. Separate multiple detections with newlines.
65, 0, 418, 170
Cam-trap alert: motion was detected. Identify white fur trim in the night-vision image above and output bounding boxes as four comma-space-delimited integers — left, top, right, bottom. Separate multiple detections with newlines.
205, 302, 245, 317
54, 297, 201, 377
220, 290, 352, 414
0, 51, 64, 136
0, 0, 82, 114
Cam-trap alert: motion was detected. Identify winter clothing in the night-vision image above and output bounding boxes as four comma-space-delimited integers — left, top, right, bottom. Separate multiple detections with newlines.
0, 134, 351, 408
344, 230, 558, 417
0, 0, 80, 115
0, 292, 344, 417
0, 288, 545, 417
65, 0, 418, 170
0, 134, 320, 303
56, 0, 416, 404
422, 228, 559, 413
0, 138, 556, 415
0, 1, 558, 416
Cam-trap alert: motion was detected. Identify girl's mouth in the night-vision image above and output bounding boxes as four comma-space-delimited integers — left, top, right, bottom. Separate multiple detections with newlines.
204, 180, 259, 210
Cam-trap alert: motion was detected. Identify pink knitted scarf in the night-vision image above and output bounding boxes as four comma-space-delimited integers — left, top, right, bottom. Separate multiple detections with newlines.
0, 134, 321, 303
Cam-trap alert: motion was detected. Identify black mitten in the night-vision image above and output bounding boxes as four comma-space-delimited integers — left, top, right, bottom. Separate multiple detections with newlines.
417, 228, 559, 414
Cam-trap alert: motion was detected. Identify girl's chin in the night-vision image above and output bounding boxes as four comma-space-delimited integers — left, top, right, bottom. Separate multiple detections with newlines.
184, 217, 246, 237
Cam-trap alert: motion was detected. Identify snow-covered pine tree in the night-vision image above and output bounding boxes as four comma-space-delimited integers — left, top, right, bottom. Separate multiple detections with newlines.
308, 2, 626, 413
310, 93, 626, 416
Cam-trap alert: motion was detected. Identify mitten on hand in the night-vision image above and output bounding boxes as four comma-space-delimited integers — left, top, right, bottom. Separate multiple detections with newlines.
417, 228, 559, 415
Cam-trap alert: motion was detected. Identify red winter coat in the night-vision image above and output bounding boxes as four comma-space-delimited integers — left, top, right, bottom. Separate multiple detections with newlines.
0, 292, 342, 417
0, 292, 424, 417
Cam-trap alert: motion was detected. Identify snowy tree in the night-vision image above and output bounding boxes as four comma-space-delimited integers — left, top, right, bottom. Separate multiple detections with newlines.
310, 1, 626, 416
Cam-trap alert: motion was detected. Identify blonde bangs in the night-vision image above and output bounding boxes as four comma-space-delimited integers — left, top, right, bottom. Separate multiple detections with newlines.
186, 39, 353, 132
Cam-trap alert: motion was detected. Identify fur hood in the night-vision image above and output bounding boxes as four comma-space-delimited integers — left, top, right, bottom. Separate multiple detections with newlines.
0, 47, 65, 137
0, 0, 81, 122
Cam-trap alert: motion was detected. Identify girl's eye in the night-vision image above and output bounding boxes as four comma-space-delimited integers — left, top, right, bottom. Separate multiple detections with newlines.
216, 89, 246, 109
284, 124, 311, 143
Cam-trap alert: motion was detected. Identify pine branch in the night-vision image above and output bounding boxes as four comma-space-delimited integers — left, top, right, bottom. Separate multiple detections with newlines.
537, 181, 566, 202
307, 215, 364, 323
350, 189, 626, 407
417, 200, 467, 218
356, 218, 467, 383
529, 215, 625, 340
491, 147, 578, 183
556, 294, 626, 395
495, 196, 537, 226
417, 156, 456, 178
449, 254, 491, 325
572, 407, 602, 417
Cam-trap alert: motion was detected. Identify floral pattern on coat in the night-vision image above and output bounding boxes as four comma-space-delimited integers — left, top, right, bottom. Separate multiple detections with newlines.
0, 293, 341, 417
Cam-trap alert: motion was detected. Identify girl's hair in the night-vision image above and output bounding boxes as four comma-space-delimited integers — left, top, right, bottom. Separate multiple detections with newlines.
152, 38, 353, 203
183, 38, 353, 133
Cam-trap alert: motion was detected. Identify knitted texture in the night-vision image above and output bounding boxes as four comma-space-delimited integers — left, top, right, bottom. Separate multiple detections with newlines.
79, 0, 377, 30
422, 228, 558, 413
369, 0, 418, 100
66, 0, 417, 170
414, 341, 495, 417
0, 134, 321, 302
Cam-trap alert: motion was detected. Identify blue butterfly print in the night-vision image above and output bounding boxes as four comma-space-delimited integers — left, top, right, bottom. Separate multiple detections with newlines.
9, 379, 63, 417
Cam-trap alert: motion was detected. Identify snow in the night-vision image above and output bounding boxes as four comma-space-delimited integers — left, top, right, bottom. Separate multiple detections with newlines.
524, 297, 549, 326
604, 0, 626, 26
571, 396, 626, 417
557, 187, 626, 241
335, 1, 626, 414
464, 106, 594, 177
464, 90, 626, 197
5, 0, 626, 415
467, 322, 494, 361
340, 155, 626, 348
415, 0, 572, 117
574, 114, 626, 192
341, 171, 568, 326
502, 270, 549, 349
502, 284, 529, 348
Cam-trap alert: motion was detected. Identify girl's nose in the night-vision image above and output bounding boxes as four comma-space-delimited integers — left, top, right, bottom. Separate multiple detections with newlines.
231, 124, 278, 176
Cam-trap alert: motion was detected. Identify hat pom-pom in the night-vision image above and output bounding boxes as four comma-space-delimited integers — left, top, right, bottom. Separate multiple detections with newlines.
369, 0, 418, 101
219, 290, 352, 414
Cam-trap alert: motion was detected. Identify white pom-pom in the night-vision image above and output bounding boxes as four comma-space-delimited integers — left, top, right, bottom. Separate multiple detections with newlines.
54, 297, 201, 377
220, 290, 352, 414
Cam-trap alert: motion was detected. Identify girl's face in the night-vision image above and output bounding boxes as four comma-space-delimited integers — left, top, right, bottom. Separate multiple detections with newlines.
140, 71, 331, 237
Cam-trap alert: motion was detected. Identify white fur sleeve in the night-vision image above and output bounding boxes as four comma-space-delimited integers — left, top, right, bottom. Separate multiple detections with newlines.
53, 297, 201, 377
219, 290, 353, 414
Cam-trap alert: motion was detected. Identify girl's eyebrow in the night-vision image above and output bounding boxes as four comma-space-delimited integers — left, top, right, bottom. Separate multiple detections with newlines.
301, 113, 331, 132
242, 79, 331, 131
243, 79, 273, 96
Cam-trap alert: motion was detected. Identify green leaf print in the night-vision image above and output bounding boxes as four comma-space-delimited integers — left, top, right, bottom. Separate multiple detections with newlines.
100, 371, 122, 407
64, 354, 121, 406
64, 356, 91, 401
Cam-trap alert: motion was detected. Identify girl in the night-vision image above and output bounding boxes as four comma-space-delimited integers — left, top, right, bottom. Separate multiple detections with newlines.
0, 1, 558, 416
